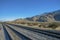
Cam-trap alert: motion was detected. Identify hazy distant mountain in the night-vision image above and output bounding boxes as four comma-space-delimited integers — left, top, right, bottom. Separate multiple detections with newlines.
25, 10, 60, 22
15, 10, 60, 22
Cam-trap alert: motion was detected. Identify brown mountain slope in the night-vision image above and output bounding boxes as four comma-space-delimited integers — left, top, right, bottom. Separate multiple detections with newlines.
25, 10, 60, 22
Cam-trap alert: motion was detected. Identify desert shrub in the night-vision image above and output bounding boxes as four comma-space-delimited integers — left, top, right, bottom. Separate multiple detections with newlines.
38, 24, 42, 27
27, 23, 33, 26
20, 22, 26, 24
27, 22, 38, 26
32, 23, 38, 25
48, 23, 58, 29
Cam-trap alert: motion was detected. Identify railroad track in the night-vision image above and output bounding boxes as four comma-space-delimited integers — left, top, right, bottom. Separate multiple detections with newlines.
6, 23, 60, 39
4, 24, 49, 40
2, 24, 12, 40
2, 24, 31, 40
14, 25, 60, 39
2, 23, 60, 40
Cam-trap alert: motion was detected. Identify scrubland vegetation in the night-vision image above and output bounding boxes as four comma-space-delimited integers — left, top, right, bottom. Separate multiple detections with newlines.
7, 21, 60, 30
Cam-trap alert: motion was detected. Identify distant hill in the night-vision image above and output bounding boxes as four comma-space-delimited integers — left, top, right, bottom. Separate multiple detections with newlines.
14, 10, 60, 22
25, 10, 60, 22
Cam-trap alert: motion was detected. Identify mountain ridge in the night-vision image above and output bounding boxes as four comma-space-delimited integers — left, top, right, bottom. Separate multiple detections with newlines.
14, 10, 60, 22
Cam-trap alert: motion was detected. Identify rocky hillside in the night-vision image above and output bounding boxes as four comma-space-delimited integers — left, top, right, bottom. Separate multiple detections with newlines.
13, 10, 60, 22
25, 10, 60, 22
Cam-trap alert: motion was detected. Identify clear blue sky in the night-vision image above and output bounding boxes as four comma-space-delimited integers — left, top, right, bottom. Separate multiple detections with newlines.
0, 0, 60, 21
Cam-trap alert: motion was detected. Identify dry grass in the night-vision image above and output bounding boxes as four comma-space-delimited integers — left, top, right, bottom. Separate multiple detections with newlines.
6, 21, 60, 30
